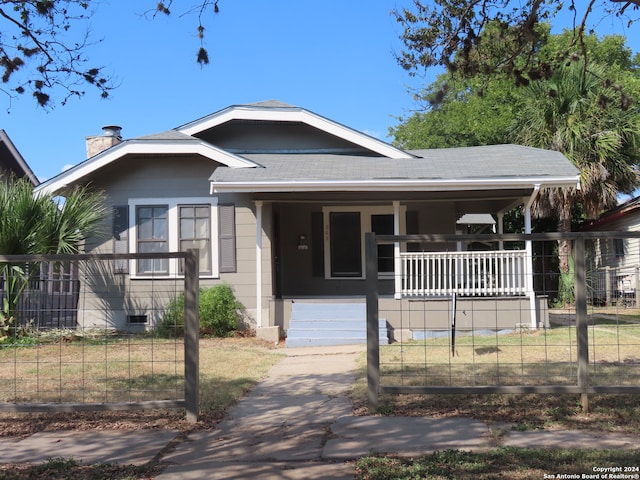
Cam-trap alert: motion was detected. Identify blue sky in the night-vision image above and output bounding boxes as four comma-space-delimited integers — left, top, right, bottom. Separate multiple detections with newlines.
2, 1, 639, 183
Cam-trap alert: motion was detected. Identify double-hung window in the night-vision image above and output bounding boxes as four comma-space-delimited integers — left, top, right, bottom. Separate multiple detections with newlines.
179, 205, 212, 275
136, 205, 169, 274
128, 198, 224, 277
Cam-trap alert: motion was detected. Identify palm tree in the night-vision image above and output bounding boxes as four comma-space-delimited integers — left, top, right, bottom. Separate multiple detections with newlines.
511, 61, 640, 275
0, 175, 107, 330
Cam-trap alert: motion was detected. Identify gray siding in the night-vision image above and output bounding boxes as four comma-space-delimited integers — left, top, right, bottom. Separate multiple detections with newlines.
587, 213, 640, 304
77, 157, 273, 331
197, 121, 376, 154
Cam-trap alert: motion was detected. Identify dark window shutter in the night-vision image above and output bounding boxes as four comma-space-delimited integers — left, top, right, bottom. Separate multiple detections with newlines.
112, 206, 129, 273
311, 211, 324, 277
218, 204, 236, 273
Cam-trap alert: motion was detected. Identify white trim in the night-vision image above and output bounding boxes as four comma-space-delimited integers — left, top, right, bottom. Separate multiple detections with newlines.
128, 197, 219, 279
322, 205, 406, 280
179, 105, 414, 159
393, 201, 402, 299
210, 176, 581, 193
255, 201, 263, 329
34, 140, 257, 196
525, 185, 540, 328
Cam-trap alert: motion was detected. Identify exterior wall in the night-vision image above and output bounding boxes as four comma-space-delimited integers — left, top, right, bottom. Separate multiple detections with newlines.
587, 215, 640, 305
206, 194, 273, 328
404, 201, 457, 251
380, 296, 548, 342
198, 121, 372, 154
76, 156, 273, 332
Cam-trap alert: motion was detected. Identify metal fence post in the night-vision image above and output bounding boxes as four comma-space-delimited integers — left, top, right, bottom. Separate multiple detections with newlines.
184, 249, 200, 422
635, 266, 640, 308
365, 232, 380, 411
574, 237, 589, 412
605, 266, 612, 306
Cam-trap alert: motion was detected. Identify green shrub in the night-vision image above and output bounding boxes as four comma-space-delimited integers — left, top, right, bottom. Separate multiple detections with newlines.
157, 284, 244, 338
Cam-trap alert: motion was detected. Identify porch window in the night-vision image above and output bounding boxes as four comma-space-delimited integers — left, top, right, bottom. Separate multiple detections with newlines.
323, 206, 406, 280
136, 205, 169, 275
371, 214, 394, 274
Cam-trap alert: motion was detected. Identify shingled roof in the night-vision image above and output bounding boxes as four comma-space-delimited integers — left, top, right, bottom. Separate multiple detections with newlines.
209, 144, 579, 192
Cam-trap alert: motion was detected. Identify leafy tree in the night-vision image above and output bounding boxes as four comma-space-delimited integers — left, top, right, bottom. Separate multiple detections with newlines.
391, 75, 520, 149
0, 1, 110, 108
394, 0, 639, 87
0, 175, 107, 333
391, 30, 640, 288
510, 60, 640, 273
393, 30, 640, 148
0, 0, 221, 108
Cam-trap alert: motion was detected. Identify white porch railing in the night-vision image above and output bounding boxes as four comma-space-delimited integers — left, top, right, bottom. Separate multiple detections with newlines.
400, 250, 528, 297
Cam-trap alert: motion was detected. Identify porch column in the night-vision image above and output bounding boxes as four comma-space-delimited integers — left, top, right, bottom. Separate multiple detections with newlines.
394, 201, 402, 299
525, 186, 540, 329
255, 200, 263, 329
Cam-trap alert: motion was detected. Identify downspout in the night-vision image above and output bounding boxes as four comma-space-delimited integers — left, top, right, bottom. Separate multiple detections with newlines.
255, 200, 263, 329
525, 185, 540, 329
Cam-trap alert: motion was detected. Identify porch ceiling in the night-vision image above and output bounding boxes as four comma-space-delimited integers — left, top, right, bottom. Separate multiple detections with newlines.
252, 190, 530, 213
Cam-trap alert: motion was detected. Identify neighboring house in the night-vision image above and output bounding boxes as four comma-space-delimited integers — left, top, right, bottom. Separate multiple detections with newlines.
0, 130, 75, 329
581, 196, 640, 307
34, 101, 580, 344
0, 129, 38, 184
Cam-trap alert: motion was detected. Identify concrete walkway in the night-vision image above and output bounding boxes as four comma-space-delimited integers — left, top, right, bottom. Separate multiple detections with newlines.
0, 344, 638, 479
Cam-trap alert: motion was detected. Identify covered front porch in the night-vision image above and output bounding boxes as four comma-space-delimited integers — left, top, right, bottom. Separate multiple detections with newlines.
254, 188, 544, 340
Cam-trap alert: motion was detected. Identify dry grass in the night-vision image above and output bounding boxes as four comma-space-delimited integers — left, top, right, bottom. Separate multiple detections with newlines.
353, 322, 640, 434
378, 324, 640, 387
0, 337, 283, 438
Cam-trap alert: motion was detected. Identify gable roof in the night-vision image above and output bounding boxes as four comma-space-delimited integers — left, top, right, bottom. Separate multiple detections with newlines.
33, 101, 581, 198
581, 196, 640, 230
178, 101, 415, 159
0, 130, 39, 185
34, 132, 258, 195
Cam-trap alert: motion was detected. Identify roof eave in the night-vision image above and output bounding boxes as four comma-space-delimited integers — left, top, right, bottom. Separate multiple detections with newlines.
34, 140, 257, 196
0, 130, 39, 185
209, 176, 581, 194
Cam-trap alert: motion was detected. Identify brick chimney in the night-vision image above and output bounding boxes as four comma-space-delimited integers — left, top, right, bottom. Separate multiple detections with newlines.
85, 125, 122, 158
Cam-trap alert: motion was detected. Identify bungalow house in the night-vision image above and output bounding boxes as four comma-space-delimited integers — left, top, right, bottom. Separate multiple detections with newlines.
581, 196, 640, 307
0, 129, 39, 184
33, 101, 580, 344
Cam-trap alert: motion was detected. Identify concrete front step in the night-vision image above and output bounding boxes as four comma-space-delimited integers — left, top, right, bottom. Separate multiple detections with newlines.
285, 337, 375, 348
285, 302, 388, 348
290, 302, 366, 320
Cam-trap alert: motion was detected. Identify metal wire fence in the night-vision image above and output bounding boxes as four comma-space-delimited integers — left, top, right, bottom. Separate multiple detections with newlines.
365, 232, 640, 410
0, 251, 200, 421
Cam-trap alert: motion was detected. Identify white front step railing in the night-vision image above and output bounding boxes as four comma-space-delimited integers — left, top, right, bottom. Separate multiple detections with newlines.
400, 250, 528, 297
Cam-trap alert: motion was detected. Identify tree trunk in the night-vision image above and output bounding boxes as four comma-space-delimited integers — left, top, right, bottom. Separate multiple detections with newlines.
557, 202, 572, 274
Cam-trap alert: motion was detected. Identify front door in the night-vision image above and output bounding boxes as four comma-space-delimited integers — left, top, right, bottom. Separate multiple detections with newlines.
323, 206, 404, 280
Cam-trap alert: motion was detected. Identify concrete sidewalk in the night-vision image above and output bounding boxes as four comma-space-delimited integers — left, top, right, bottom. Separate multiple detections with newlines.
0, 344, 638, 479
